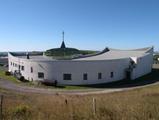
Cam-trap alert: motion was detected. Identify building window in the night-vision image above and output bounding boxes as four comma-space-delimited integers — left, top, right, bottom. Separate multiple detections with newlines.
98, 73, 102, 79
11, 62, 12, 66
38, 72, 44, 79
111, 72, 114, 78
31, 67, 33, 73
63, 74, 72, 80
18, 65, 21, 70
21, 66, 24, 71
83, 73, 88, 80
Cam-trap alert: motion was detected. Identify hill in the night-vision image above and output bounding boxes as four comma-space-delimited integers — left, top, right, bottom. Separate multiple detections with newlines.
45, 48, 98, 59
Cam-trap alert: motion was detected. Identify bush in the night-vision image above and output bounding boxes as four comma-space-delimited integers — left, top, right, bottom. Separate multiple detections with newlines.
15, 74, 26, 82
5, 71, 11, 76
19, 76, 25, 81
41, 80, 58, 87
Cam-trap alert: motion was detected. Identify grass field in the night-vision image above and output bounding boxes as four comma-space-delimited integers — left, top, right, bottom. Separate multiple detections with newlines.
0, 64, 159, 120
1, 83, 159, 120
0, 70, 20, 83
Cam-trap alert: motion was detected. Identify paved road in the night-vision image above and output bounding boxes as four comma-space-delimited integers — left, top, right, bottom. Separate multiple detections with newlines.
1, 77, 159, 95
0, 78, 121, 95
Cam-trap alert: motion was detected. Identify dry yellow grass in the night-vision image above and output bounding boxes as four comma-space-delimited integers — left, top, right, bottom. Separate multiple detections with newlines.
1, 83, 159, 120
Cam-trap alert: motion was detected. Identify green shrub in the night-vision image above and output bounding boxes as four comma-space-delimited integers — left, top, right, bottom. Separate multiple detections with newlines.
5, 71, 11, 76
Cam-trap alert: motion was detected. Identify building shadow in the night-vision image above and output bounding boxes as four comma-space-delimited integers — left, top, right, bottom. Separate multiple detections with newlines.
80, 68, 159, 89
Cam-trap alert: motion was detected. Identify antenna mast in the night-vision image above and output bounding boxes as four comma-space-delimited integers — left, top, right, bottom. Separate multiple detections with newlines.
62, 31, 64, 42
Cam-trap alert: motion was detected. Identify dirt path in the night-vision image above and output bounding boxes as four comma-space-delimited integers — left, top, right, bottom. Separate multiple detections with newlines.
1, 77, 159, 95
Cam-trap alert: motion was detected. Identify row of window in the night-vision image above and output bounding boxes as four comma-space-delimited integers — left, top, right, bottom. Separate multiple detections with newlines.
10, 62, 33, 72
11, 62, 114, 81
37, 72, 114, 80
63, 72, 114, 80
10, 62, 24, 71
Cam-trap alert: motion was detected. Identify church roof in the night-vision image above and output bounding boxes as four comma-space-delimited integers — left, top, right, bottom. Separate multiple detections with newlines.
60, 41, 66, 48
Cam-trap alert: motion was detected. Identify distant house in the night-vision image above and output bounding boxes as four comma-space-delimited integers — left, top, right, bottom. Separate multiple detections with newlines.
8, 45, 153, 85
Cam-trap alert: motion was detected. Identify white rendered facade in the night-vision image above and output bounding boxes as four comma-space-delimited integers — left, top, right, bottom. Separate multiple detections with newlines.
8, 47, 153, 85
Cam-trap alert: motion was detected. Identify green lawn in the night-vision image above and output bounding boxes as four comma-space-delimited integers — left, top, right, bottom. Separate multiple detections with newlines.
0, 70, 20, 83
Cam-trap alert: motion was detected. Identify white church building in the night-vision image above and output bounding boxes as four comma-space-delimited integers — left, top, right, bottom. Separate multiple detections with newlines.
8, 45, 153, 85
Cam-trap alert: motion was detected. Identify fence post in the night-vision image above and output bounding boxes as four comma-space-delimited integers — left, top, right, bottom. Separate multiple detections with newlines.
65, 99, 68, 105
0, 95, 3, 120
93, 98, 96, 115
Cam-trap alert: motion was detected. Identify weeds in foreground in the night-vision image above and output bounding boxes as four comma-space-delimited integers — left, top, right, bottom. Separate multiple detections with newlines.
1, 84, 159, 120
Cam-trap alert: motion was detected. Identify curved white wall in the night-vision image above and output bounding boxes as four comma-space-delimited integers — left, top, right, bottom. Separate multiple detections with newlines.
8, 54, 131, 85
